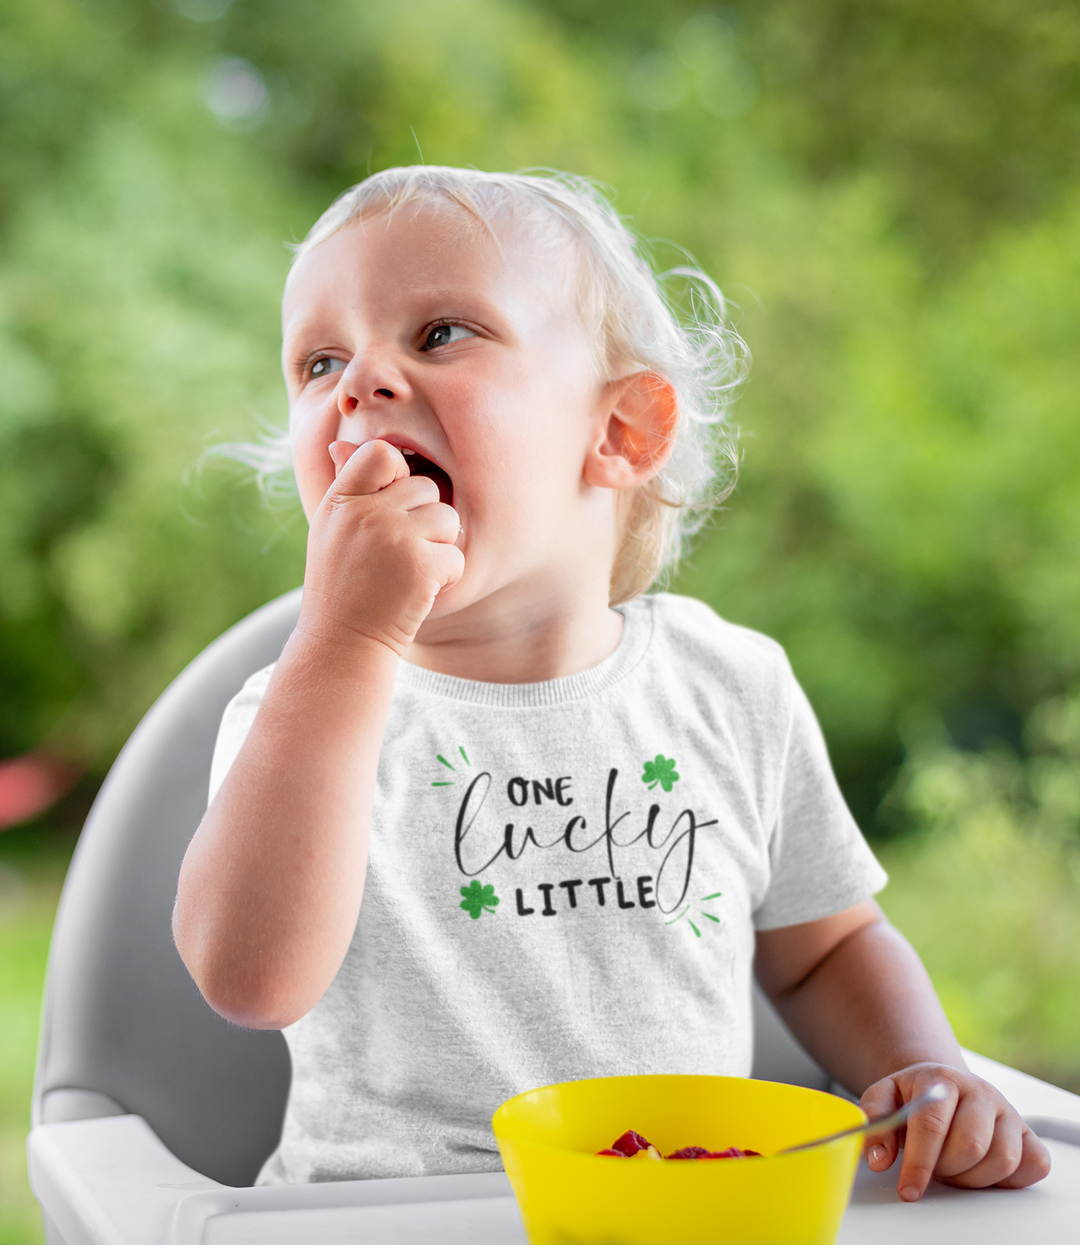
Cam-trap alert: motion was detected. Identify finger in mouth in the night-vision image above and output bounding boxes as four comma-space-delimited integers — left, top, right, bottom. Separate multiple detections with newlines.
402, 449, 454, 506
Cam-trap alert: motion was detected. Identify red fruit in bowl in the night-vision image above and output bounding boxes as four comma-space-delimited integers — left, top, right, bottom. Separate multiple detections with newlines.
595, 1130, 761, 1161
609, 1130, 655, 1156
666, 1145, 762, 1160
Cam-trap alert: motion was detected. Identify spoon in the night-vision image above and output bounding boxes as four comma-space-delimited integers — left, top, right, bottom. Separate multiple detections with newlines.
777, 1082, 950, 1155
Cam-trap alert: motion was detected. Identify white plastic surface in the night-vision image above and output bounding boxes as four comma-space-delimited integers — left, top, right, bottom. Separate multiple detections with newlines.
199, 1196, 528, 1244
839, 1137, 1080, 1243
170, 1172, 521, 1245
29, 1050, 1080, 1245
28, 1115, 220, 1245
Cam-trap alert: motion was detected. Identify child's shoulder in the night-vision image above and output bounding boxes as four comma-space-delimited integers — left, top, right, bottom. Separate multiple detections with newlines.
634, 591, 796, 702
638, 591, 790, 665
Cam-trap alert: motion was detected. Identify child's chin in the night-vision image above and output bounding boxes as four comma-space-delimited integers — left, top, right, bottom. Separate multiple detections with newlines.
420, 584, 470, 625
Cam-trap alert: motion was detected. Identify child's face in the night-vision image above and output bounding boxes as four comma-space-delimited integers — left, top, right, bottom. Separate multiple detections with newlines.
282, 204, 622, 622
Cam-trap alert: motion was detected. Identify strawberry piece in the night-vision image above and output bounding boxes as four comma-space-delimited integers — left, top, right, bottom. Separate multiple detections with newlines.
666, 1146, 713, 1160
598, 1130, 761, 1161
609, 1130, 655, 1156
667, 1145, 763, 1160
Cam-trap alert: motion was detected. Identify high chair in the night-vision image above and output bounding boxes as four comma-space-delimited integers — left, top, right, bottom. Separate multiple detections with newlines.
27, 590, 1080, 1244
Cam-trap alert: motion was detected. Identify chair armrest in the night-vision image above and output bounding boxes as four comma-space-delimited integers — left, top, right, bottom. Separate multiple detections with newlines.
28, 1116, 225, 1245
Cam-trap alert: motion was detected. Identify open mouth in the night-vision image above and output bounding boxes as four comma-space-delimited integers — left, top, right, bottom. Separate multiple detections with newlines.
402, 449, 454, 507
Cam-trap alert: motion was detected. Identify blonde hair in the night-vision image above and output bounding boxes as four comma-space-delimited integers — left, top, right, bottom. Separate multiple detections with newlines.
223, 167, 748, 603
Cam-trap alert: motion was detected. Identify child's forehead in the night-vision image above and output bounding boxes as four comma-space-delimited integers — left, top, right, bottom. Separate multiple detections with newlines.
282, 201, 581, 324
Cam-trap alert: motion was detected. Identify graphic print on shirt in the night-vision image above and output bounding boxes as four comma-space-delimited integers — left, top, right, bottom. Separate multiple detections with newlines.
641, 754, 679, 792
458, 878, 500, 919
664, 891, 724, 938
432, 745, 471, 786
432, 747, 722, 935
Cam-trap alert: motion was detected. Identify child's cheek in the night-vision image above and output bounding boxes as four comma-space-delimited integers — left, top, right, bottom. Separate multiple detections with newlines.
290, 402, 339, 518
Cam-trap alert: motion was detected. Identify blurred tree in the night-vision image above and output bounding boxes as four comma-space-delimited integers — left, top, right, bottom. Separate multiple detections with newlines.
537, 0, 1080, 267
875, 684, 1080, 1088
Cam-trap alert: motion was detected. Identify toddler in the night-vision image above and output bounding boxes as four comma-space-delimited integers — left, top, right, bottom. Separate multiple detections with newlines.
174, 167, 1049, 1198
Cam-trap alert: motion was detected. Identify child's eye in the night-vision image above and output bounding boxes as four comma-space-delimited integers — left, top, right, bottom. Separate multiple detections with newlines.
421, 324, 476, 351
309, 356, 346, 380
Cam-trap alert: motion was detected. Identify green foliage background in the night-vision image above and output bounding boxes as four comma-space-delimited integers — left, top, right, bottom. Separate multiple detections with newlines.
2, 0, 1080, 1236
5, 0, 1080, 802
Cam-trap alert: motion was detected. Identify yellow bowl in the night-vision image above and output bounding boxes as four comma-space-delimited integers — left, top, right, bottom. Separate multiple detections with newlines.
492, 1074, 865, 1245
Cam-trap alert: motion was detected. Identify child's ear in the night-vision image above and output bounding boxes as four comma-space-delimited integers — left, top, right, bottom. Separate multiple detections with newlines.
583, 372, 678, 490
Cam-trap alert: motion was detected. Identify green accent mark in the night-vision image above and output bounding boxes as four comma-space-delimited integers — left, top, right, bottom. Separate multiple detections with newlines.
432, 748, 472, 788
641, 754, 680, 792
665, 890, 723, 935
460, 880, 500, 920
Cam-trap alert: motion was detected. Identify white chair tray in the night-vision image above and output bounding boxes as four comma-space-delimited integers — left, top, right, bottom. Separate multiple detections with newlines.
29, 1050, 1080, 1245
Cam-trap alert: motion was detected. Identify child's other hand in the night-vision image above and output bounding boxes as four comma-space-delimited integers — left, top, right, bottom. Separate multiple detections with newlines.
300, 439, 464, 655
860, 1063, 1051, 1200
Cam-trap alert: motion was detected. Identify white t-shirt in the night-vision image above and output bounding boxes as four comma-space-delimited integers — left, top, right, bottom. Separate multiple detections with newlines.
208, 592, 887, 1184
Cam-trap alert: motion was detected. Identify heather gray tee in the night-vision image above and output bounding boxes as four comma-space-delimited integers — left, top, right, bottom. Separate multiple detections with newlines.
208, 593, 887, 1184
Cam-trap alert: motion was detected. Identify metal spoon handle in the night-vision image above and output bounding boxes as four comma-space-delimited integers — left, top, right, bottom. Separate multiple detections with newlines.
778, 1081, 950, 1155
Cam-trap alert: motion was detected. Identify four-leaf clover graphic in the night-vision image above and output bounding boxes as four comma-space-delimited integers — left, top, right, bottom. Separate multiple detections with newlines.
641, 754, 679, 792
460, 880, 500, 920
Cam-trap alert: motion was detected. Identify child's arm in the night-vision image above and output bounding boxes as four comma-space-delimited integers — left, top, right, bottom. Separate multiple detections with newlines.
173, 440, 462, 1029
755, 901, 1051, 1199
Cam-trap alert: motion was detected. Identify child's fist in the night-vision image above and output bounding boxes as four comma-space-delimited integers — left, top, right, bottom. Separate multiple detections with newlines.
299, 439, 464, 654
860, 1063, 1050, 1201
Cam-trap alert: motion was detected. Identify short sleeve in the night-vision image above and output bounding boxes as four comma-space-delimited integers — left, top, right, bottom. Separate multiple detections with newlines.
207, 663, 275, 806
753, 675, 887, 930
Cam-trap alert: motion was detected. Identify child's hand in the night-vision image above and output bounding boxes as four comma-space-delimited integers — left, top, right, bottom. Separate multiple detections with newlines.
860, 1063, 1051, 1200
300, 439, 464, 655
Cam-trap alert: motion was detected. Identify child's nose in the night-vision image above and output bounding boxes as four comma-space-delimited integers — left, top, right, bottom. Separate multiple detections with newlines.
336, 352, 409, 415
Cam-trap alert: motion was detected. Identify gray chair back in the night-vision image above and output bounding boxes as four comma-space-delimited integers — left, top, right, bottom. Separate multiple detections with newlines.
33, 587, 825, 1187
33, 590, 302, 1186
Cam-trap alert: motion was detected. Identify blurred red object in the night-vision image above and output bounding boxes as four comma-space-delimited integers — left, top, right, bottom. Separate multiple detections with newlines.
0, 753, 80, 829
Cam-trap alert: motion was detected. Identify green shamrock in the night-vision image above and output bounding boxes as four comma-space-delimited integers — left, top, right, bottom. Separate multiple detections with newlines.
460, 880, 500, 920
641, 754, 680, 792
